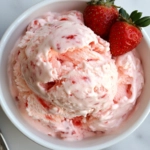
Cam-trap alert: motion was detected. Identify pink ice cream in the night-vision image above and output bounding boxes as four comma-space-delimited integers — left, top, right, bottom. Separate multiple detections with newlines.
9, 10, 144, 141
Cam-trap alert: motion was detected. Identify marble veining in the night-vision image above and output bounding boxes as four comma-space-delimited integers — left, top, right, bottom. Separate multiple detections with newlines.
0, 0, 150, 150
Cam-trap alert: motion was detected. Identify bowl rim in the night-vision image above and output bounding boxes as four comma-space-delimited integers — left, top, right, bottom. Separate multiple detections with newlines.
0, 0, 150, 150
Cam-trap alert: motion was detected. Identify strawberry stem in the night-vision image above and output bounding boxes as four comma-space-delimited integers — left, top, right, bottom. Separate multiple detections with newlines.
119, 8, 150, 27
87, 0, 119, 7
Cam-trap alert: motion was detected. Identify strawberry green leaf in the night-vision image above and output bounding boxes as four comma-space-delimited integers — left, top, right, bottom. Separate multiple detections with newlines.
87, 0, 97, 5
140, 20, 150, 27
135, 16, 150, 27
136, 19, 150, 27
119, 8, 129, 20
106, 0, 115, 5
131, 12, 142, 22
130, 10, 138, 19
88, 0, 117, 6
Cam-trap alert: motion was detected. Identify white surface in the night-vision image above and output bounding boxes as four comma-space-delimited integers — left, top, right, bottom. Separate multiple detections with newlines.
0, 0, 150, 150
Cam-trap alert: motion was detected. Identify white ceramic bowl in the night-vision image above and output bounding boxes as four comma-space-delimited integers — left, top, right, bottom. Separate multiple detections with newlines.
0, 0, 150, 150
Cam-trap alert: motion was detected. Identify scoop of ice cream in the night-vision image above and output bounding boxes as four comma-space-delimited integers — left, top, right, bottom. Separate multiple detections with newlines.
25, 20, 99, 54
19, 15, 118, 118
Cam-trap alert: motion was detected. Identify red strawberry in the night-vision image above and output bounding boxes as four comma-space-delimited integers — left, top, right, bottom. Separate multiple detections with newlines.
109, 8, 150, 56
83, 0, 119, 39
72, 116, 83, 126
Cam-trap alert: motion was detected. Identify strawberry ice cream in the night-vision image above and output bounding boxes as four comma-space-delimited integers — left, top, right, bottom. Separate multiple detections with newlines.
9, 10, 144, 141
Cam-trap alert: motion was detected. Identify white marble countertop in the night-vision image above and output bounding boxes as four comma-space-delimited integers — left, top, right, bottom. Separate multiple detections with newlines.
0, 0, 150, 150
